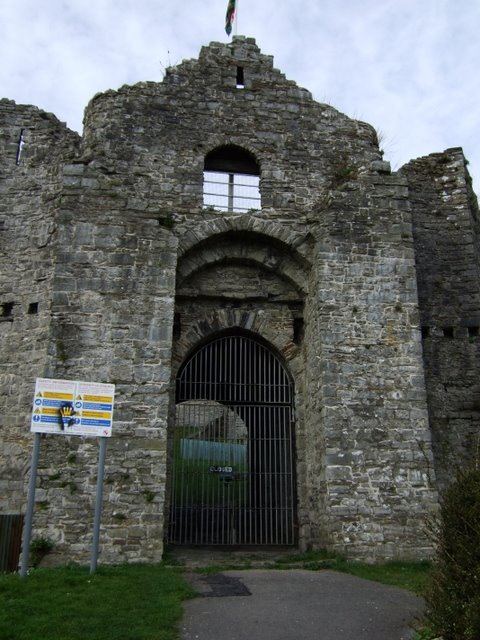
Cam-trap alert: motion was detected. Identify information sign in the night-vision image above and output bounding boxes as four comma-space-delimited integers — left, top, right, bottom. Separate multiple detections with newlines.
31, 378, 115, 437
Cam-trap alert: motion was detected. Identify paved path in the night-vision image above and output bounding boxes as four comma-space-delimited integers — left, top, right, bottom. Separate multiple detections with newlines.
180, 569, 423, 640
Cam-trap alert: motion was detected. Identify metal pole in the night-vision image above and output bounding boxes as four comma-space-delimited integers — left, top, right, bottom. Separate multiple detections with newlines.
20, 432, 41, 577
90, 437, 107, 574
228, 173, 234, 212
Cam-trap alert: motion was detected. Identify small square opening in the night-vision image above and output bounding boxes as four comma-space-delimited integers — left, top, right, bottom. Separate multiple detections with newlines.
28, 302, 39, 315
1, 301, 14, 319
468, 326, 479, 337
443, 327, 454, 339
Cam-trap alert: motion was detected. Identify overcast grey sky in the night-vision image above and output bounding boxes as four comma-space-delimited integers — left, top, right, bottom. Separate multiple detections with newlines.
2, 0, 479, 191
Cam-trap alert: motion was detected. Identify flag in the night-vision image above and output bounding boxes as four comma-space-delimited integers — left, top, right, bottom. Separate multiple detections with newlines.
225, 0, 235, 35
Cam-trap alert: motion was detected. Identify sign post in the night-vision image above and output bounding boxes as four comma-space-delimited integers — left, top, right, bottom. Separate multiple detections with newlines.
23, 378, 115, 576
90, 437, 107, 574
19, 432, 41, 577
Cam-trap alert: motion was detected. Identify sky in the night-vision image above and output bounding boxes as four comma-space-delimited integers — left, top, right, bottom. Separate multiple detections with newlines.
2, 0, 479, 192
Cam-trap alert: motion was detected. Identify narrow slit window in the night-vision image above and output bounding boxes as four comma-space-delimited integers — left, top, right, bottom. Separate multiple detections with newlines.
173, 312, 181, 339
203, 145, 260, 213
293, 318, 304, 345
16, 129, 25, 165
236, 66, 245, 88
421, 326, 430, 339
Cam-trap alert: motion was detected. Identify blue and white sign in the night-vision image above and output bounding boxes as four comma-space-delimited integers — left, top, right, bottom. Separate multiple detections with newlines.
31, 378, 115, 437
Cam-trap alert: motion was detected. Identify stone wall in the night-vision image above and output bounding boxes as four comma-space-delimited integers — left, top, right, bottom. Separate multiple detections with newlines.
401, 150, 480, 492
0, 101, 79, 512
32, 156, 178, 564
309, 171, 437, 559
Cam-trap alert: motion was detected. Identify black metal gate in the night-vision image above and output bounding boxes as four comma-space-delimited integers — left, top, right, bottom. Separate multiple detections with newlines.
168, 334, 296, 546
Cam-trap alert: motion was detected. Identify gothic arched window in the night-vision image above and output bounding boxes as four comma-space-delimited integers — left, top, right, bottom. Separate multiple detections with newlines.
203, 145, 261, 213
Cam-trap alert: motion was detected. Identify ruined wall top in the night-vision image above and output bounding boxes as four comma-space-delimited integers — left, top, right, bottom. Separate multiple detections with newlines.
76, 38, 386, 223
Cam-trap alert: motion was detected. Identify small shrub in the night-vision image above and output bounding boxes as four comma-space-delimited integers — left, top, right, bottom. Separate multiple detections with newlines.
56, 339, 67, 363
30, 537, 53, 568
330, 156, 358, 189
424, 461, 480, 639
157, 214, 174, 229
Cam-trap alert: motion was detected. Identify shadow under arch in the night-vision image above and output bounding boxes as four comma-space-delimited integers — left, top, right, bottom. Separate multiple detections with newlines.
168, 328, 297, 547
204, 144, 261, 175
176, 236, 309, 297
176, 215, 313, 265
171, 311, 304, 383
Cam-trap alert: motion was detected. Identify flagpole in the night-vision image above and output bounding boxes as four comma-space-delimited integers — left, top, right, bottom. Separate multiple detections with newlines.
234, 0, 238, 35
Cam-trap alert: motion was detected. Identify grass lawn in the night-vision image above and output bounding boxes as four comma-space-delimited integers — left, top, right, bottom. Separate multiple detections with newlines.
333, 558, 431, 594
270, 550, 431, 595
0, 564, 194, 640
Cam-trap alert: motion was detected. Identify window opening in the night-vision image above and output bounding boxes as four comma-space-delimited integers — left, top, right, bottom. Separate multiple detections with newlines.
468, 326, 479, 337
293, 318, 304, 345
173, 313, 182, 339
236, 66, 245, 88
203, 145, 260, 213
421, 326, 430, 339
1, 302, 14, 320
16, 129, 25, 165
28, 302, 39, 315
443, 327, 454, 339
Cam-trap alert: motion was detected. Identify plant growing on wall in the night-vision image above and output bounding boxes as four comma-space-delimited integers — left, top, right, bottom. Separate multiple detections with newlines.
329, 155, 358, 189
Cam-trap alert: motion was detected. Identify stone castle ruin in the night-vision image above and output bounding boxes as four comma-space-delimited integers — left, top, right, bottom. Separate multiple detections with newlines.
1, 37, 479, 564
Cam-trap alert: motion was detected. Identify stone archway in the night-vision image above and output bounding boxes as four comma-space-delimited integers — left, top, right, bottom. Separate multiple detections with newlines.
168, 223, 311, 547
168, 331, 296, 545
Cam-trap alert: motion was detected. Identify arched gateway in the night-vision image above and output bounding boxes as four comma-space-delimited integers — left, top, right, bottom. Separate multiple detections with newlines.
168, 333, 297, 546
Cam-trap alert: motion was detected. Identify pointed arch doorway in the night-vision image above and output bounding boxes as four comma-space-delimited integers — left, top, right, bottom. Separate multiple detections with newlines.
168, 333, 297, 546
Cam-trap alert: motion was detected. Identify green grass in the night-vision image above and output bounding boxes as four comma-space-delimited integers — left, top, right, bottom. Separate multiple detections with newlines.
333, 559, 431, 594
0, 564, 194, 640
272, 551, 431, 594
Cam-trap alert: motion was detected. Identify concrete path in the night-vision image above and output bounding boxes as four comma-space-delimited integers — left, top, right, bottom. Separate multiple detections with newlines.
180, 569, 423, 640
